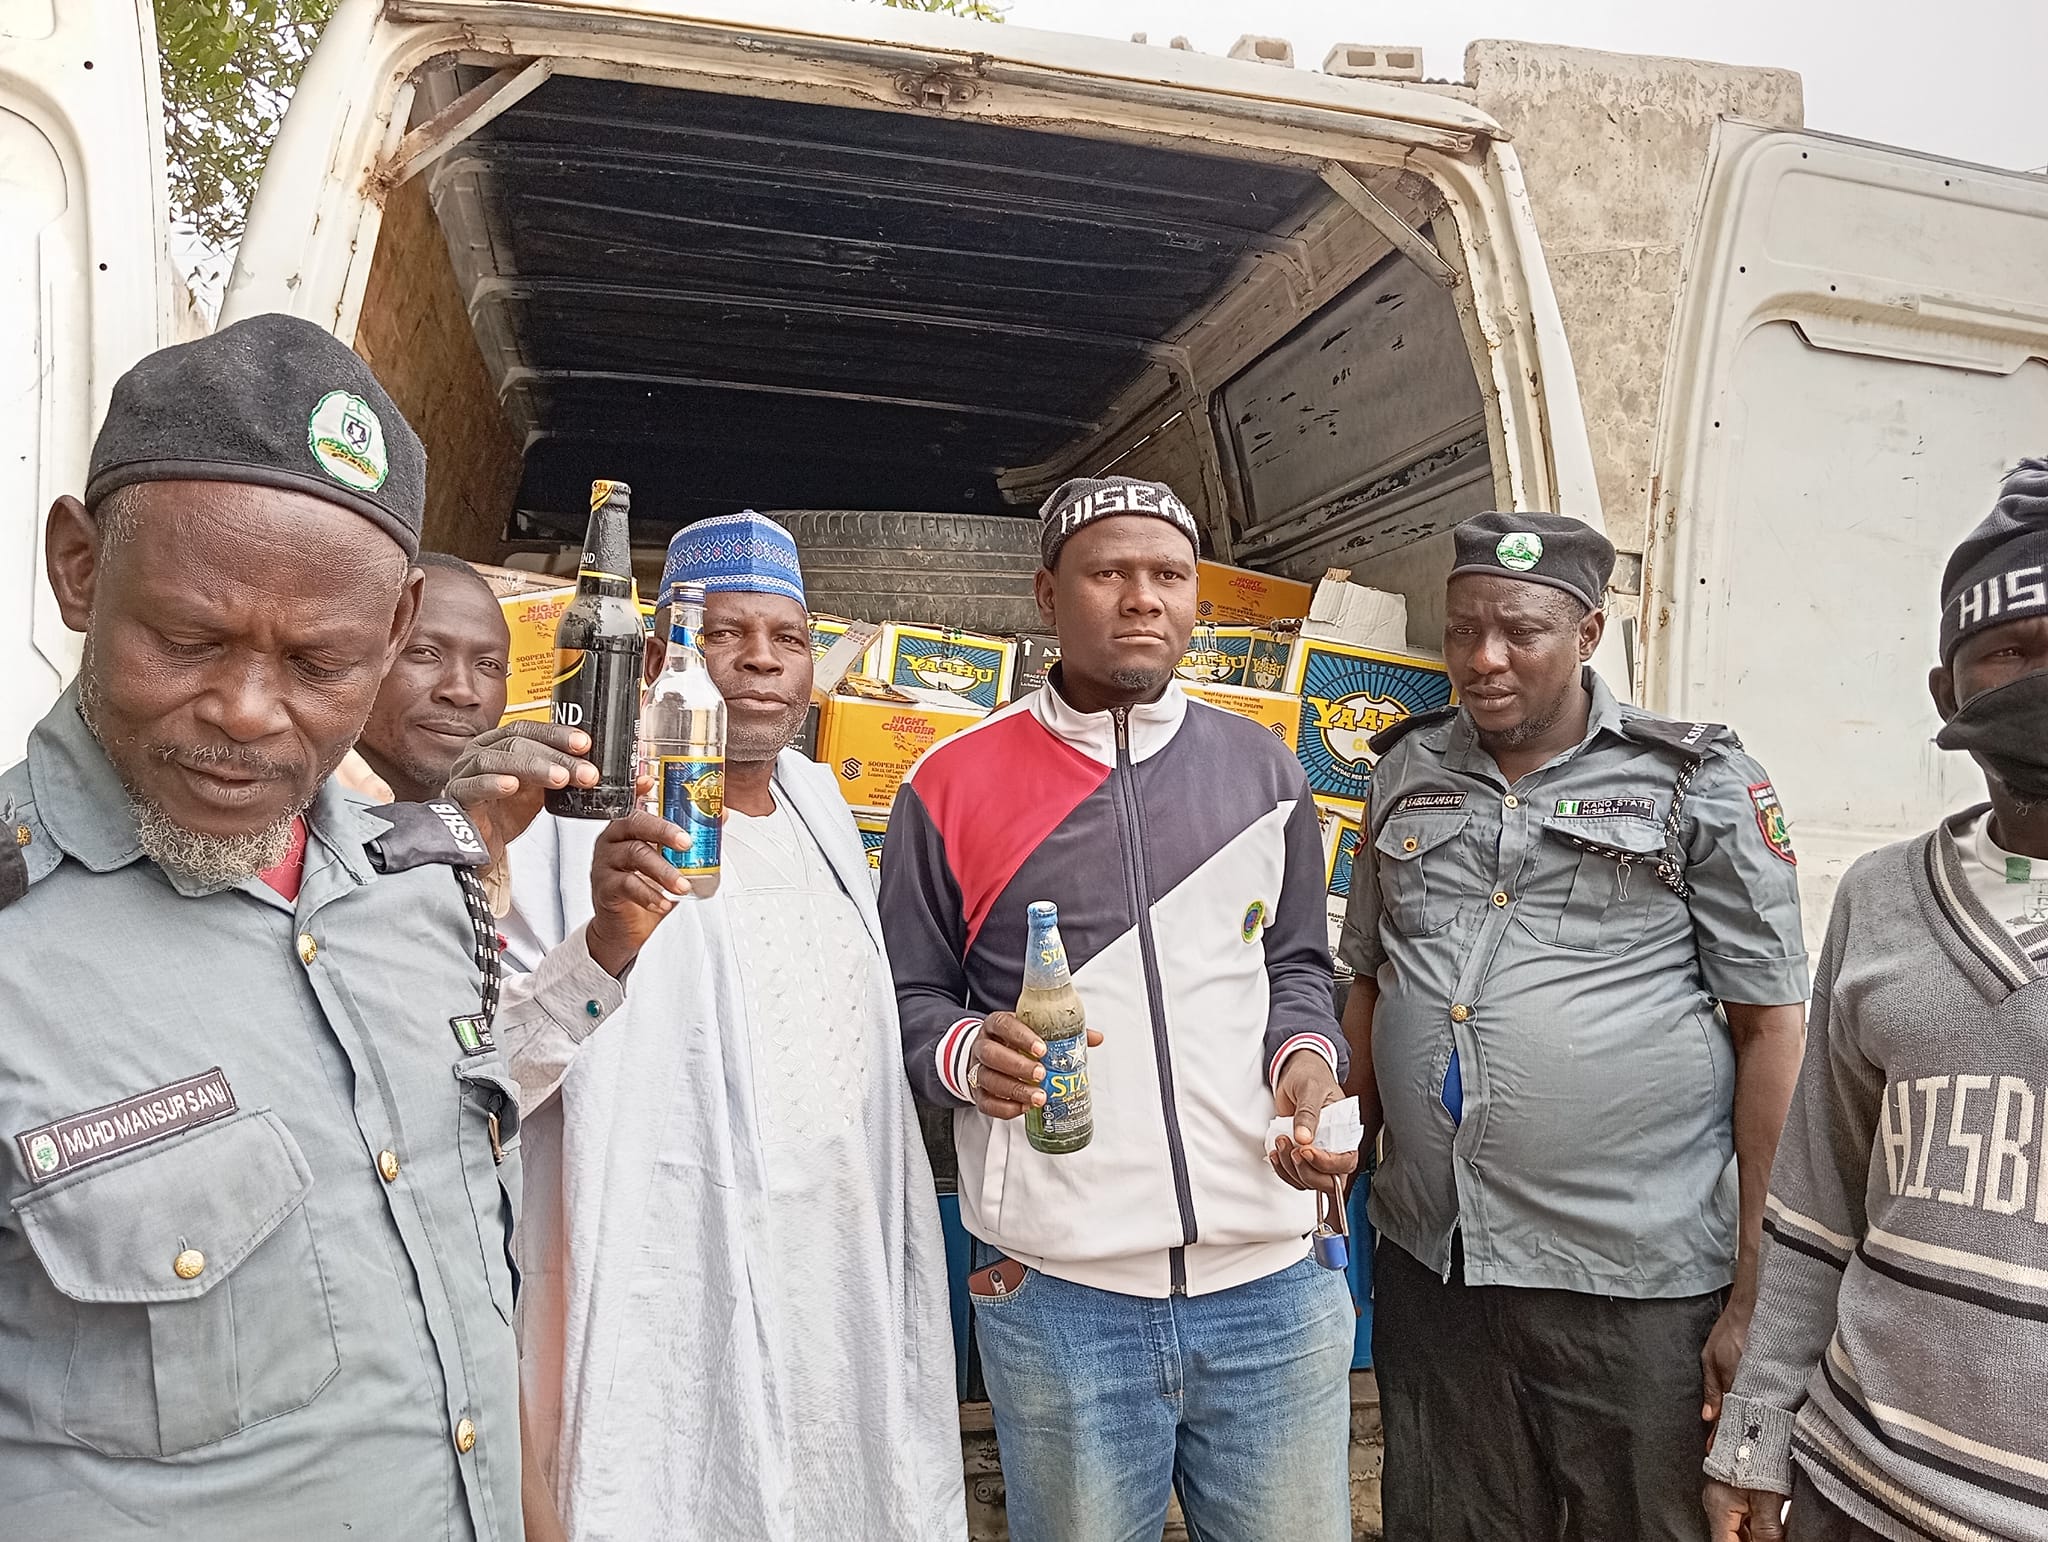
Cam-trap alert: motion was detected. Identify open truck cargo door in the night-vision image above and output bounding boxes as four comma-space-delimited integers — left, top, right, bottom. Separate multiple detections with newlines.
1644, 123, 2048, 942
0, 0, 169, 762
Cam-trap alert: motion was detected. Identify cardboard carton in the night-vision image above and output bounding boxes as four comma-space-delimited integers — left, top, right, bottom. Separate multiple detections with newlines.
1304, 569, 1409, 652
814, 679, 986, 808
1176, 624, 1296, 690
1319, 798, 1364, 901
474, 567, 577, 725
1196, 560, 1312, 626
1183, 680, 1301, 752
1011, 634, 1061, 698
1285, 637, 1453, 808
875, 623, 1017, 712
854, 807, 890, 877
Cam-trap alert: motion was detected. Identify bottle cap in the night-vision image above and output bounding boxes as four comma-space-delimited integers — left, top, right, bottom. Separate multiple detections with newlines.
1027, 900, 1059, 927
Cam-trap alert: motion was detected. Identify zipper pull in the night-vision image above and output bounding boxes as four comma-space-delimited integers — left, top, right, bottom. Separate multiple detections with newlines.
1113, 705, 1130, 753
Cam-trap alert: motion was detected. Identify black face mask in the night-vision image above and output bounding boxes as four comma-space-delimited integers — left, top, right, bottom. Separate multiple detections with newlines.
1936, 669, 2048, 801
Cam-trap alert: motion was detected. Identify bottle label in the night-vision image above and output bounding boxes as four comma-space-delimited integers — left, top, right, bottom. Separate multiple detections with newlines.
1038, 1031, 1092, 1135
549, 636, 642, 785
659, 756, 724, 874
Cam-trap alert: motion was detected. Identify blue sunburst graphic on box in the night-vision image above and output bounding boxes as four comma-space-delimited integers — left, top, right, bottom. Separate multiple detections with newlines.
1330, 823, 1362, 900
1293, 644, 1453, 805
889, 635, 1007, 709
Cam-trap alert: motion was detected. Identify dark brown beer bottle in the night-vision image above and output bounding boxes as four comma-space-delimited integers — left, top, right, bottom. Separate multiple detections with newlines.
545, 479, 641, 819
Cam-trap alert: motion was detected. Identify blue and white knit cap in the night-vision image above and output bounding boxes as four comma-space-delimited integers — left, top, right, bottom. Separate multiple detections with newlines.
661, 510, 806, 606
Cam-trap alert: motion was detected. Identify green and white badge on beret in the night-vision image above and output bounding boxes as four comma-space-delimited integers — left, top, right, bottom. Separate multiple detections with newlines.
307, 390, 390, 493
1495, 531, 1544, 572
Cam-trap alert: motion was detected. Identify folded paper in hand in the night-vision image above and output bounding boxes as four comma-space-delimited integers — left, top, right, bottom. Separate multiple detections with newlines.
1267, 1096, 1363, 1155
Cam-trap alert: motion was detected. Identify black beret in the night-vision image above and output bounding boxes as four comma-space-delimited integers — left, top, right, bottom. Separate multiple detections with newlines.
1939, 458, 2048, 662
1449, 511, 1615, 611
86, 312, 426, 559
1038, 475, 1200, 568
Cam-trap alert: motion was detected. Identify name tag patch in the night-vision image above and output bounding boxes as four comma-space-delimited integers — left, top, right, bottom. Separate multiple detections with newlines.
15, 1068, 237, 1185
1554, 797, 1657, 820
1394, 792, 1467, 813
451, 1014, 497, 1056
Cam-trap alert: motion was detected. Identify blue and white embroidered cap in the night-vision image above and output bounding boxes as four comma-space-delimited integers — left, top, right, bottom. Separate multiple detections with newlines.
662, 510, 806, 606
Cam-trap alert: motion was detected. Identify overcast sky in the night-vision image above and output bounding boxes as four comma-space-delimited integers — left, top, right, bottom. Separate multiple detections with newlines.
1002, 0, 2047, 171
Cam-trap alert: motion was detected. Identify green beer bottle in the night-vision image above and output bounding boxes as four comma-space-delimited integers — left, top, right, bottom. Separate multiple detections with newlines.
1019, 900, 1092, 1154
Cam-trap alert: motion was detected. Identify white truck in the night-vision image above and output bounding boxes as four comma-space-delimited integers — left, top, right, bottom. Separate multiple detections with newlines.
6, 0, 2048, 949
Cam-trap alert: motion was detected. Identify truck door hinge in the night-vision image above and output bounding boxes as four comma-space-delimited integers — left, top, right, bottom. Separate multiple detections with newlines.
895, 68, 978, 111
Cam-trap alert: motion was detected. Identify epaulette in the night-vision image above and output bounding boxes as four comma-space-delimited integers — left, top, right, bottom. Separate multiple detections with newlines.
1370, 705, 1459, 758
364, 799, 501, 1027
363, 799, 489, 873
1614, 710, 1740, 760
0, 796, 62, 913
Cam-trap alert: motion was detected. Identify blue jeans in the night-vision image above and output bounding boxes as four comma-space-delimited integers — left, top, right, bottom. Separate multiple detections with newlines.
970, 1245, 1355, 1542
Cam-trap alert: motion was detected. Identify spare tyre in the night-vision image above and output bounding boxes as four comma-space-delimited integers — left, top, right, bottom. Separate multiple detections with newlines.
772, 510, 1045, 636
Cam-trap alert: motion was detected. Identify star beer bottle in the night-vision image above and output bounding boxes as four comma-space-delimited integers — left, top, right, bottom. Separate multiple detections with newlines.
546, 479, 642, 818
1019, 900, 1092, 1154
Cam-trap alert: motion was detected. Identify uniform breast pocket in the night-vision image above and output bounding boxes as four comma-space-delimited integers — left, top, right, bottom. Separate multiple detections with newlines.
1373, 813, 1472, 936
1538, 816, 1675, 954
12, 1108, 340, 1458
455, 1059, 522, 1323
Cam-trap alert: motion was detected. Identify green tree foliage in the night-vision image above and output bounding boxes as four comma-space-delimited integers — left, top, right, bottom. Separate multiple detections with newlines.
879, 0, 1006, 19
155, 0, 1000, 264
155, 0, 336, 255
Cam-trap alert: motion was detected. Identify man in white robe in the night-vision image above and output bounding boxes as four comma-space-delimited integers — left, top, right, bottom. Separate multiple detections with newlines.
466, 513, 965, 1542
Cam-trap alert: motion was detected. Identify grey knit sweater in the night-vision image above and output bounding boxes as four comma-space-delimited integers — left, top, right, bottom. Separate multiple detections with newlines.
1706, 809, 2048, 1541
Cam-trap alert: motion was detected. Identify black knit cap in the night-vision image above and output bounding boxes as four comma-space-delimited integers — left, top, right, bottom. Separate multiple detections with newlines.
86, 312, 426, 559
1038, 475, 1200, 568
1939, 459, 2048, 662
1450, 511, 1615, 611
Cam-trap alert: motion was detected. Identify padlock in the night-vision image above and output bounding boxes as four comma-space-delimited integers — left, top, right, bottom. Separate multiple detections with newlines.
1313, 1225, 1349, 1271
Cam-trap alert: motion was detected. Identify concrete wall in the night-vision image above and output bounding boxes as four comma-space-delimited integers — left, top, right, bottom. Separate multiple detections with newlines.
1461, 41, 1803, 554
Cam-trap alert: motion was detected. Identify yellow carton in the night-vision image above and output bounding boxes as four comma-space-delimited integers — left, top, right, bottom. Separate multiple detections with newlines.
1285, 637, 1453, 808
480, 573, 576, 725
815, 684, 986, 808
1183, 680, 1301, 752
853, 807, 890, 875
876, 622, 1017, 712
1196, 560, 1313, 626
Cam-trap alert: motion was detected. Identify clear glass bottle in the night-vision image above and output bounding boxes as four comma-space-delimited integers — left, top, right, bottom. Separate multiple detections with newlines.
640, 581, 727, 897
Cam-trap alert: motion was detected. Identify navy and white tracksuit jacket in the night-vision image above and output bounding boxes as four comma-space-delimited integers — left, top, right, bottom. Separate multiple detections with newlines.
880, 672, 1343, 1298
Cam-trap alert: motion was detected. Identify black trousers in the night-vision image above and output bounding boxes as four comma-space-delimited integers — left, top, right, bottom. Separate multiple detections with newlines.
1374, 1236, 1725, 1542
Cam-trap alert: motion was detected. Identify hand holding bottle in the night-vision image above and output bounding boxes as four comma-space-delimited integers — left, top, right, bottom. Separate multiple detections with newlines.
967, 1012, 1104, 1121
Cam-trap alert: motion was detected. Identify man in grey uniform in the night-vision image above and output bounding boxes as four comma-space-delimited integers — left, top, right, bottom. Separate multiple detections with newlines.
0, 315, 684, 1541
1339, 511, 1810, 1541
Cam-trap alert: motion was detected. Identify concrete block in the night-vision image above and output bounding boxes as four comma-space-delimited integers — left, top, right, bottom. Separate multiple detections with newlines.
1323, 43, 1424, 82
1228, 34, 1294, 67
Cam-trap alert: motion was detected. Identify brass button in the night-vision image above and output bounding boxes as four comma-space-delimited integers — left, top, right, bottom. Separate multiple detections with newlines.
378, 1150, 401, 1183
1492, 891, 1510, 907
455, 1417, 477, 1454
1504, 795, 1520, 809
297, 934, 318, 965
13, 823, 29, 848
173, 1248, 206, 1280
1402, 837, 1419, 853
1450, 1003, 1471, 1022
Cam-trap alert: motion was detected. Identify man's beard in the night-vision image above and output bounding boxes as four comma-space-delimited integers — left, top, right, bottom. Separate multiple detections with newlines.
79, 652, 321, 886
1478, 686, 1572, 749
726, 699, 811, 763
1111, 665, 1171, 696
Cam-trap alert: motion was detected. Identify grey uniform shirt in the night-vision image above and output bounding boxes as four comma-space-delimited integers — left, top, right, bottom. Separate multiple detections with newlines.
1340, 669, 1808, 1298
0, 687, 623, 1541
